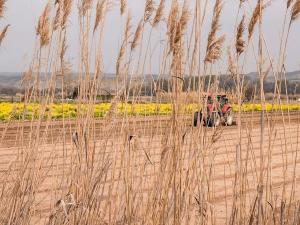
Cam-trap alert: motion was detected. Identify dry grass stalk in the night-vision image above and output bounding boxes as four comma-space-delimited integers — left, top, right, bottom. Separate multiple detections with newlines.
0, 24, 9, 46
236, 15, 245, 55
131, 19, 143, 51
152, 0, 165, 27
291, 0, 300, 22
36, 3, 51, 47
0, 0, 5, 18
2, 0, 300, 224
144, 0, 155, 22
93, 0, 105, 33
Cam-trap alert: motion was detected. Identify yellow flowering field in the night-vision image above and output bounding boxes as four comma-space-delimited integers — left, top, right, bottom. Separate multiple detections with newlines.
0, 102, 299, 121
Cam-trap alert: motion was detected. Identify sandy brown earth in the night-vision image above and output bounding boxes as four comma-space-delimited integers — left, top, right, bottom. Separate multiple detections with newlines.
0, 112, 299, 224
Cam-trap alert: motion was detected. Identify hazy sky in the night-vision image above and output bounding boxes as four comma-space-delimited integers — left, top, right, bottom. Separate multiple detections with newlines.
0, 0, 299, 73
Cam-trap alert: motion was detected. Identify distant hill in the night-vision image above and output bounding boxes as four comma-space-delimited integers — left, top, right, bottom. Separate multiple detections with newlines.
245, 71, 300, 82
0, 70, 298, 89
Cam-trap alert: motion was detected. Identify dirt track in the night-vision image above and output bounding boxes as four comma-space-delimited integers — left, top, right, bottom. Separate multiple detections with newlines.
0, 111, 299, 147
0, 111, 299, 224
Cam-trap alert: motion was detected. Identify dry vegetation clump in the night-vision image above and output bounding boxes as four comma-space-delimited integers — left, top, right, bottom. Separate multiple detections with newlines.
0, 0, 300, 225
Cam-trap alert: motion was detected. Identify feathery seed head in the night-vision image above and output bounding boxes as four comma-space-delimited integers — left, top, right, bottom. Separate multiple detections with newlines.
131, 19, 143, 51
205, 35, 225, 63
79, 0, 92, 16
36, 3, 51, 47
153, 0, 165, 27
144, 0, 155, 22
0, 24, 9, 46
287, 0, 294, 9
0, 0, 6, 18
205, 0, 224, 63
248, 1, 270, 40
236, 15, 245, 55
61, 0, 73, 29
93, 0, 106, 33
120, 0, 126, 16
291, 0, 300, 22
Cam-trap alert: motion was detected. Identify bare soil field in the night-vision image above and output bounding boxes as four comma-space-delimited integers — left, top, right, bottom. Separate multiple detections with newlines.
0, 111, 299, 224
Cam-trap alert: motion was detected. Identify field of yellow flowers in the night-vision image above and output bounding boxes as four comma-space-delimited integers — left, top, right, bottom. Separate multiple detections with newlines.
0, 102, 299, 121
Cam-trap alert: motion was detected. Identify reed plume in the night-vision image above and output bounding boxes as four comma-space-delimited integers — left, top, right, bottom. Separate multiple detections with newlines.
61, 0, 72, 29
0, 0, 6, 18
93, 0, 105, 33
205, 35, 225, 63
167, 0, 179, 53
53, 2, 62, 31
228, 48, 237, 77
36, 3, 51, 47
60, 33, 67, 63
120, 0, 126, 16
153, 0, 165, 27
291, 0, 300, 22
248, 2, 260, 40
287, 0, 294, 9
79, 0, 92, 16
131, 19, 143, 51
236, 15, 245, 55
116, 13, 131, 76
173, 2, 189, 53
0, 24, 9, 46
205, 0, 224, 63
144, 0, 155, 22
178, 2, 189, 33
248, 1, 270, 40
